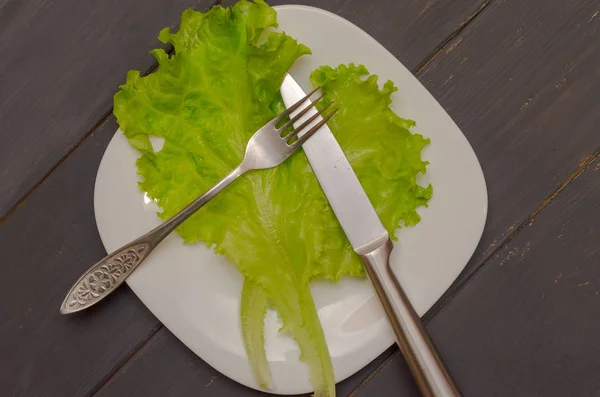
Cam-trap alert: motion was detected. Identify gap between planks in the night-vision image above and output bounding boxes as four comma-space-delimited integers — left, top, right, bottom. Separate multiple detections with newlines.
0, 106, 113, 226
424, 147, 600, 323
88, 323, 164, 396
413, 0, 493, 75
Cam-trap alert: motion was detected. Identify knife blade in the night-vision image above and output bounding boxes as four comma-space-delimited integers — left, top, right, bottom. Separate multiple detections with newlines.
280, 73, 461, 397
280, 75, 388, 252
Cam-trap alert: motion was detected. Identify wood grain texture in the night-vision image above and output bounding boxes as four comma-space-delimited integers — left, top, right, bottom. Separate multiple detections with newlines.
353, 0, 600, 392
0, 0, 215, 220
0, 0, 489, 396
419, 0, 600, 287
0, 117, 162, 397
354, 155, 600, 397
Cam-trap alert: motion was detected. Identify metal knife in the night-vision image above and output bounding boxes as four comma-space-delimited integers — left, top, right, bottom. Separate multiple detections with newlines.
280, 74, 462, 397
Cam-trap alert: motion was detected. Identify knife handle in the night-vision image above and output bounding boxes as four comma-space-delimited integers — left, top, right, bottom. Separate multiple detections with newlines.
359, 238, 462, 397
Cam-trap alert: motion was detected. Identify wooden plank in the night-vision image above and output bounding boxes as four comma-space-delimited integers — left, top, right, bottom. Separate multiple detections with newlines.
0, 117, 163, 397
352, 0, 600, 392
0, 0, 216, 220
354, 155, 600, 396
0, 0, 488, 396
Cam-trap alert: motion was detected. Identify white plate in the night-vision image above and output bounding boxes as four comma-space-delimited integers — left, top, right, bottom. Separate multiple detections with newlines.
94, 5, 487, 395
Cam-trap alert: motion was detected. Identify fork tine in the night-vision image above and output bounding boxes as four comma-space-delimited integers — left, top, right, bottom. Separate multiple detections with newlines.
285, 101, 334, 140
279, 94, 324, 132
290, 108, 338, 149
272, 85, 321, 124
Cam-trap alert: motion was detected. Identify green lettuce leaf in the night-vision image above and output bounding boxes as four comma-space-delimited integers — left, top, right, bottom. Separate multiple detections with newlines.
113, 2, 431, 396
310, 64, 433, 233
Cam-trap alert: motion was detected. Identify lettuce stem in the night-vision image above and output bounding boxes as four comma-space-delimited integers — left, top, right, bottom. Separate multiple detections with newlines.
241, 279, 273, 389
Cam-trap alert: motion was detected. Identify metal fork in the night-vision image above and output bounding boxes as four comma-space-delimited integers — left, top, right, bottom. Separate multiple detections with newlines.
60, 87, 336, 314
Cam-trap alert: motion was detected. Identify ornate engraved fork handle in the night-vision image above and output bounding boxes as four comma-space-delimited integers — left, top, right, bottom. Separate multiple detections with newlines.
60, 242, 151, 314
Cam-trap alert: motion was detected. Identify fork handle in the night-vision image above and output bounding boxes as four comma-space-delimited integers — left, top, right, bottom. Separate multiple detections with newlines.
359, 239, 462, 397
60, 165, 245, 314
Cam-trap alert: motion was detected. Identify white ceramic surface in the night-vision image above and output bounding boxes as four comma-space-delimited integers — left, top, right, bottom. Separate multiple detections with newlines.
94, 5, 487, 395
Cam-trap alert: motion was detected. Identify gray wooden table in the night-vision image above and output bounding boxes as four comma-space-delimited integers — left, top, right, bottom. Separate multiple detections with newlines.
1, 0, 599, 396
